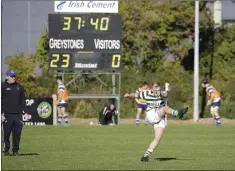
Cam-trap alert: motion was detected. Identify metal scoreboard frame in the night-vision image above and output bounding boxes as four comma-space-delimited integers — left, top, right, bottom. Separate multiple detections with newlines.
48, 13, 122, 71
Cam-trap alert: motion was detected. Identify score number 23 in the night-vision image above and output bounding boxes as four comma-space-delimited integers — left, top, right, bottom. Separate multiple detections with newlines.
50, 54, 70, 68
49, 53, 121, 69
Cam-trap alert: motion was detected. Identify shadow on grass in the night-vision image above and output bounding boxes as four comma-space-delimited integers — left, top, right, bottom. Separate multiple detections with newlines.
154, 157, 194, 161
14, 153, 40, 156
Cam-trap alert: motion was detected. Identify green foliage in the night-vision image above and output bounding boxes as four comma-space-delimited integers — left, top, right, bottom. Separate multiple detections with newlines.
120, 1, 197, 72
4, 53, 47, 97
72, 100, 105, 118
32, 31, 49, 70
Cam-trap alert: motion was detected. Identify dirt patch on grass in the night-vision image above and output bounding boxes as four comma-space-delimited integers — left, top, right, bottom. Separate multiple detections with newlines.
69, 118, 235, 125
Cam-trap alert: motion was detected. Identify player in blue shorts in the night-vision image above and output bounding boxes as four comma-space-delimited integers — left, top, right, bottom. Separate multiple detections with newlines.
135, 82, 149, 125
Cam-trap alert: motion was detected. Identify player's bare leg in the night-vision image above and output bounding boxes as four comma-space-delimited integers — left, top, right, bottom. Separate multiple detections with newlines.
60, 107, 69, 126
141, 106, 188, 162
211, 107, 221, 127
157, 105, 188, 119
57, 107, 63, 126
136, 108, 142, 125
141, 127, 164, 162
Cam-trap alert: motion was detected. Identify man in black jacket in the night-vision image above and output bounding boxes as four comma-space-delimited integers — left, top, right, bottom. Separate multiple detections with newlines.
1, 70, 26, 156
98, 104, 118, 125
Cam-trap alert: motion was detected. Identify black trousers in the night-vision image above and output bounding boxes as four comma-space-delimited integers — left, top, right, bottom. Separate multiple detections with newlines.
2, 114, 23, 153
99, 112, 113, 125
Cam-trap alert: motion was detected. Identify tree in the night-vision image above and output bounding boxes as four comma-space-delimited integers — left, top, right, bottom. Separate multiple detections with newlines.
30, 30, 58, 96
4, 52, 50, 97
120, 1, 198, 72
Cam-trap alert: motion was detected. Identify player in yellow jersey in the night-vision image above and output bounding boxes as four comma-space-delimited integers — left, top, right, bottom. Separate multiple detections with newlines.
135, 81, 149, 125
56, 75, 69, 126
201, 79, 222, 126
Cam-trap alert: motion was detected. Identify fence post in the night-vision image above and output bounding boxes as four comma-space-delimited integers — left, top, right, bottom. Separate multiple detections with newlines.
52, 94, 57, 126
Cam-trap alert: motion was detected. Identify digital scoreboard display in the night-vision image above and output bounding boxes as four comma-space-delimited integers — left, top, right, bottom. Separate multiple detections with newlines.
48, 14, 122, 70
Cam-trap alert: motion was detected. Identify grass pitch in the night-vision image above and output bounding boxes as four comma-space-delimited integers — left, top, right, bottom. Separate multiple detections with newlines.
2, 123, 235, 170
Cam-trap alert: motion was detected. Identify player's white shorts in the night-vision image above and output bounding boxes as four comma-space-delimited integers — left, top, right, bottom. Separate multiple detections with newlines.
210, 100, 221, 113
146, 108, 166, 129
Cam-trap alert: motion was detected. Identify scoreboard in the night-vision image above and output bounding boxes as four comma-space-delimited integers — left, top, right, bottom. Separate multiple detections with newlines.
48, 14, 122, 70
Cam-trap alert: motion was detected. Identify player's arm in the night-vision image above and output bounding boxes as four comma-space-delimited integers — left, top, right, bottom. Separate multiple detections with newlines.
207, 88, 214, 105
207, 92, 214, 105
161, 83, 172, 98
111, 109, 118, 124
209, 92, 214, 101
160, 90, 168, 98
102, 106, 108, 115
57, 86, 65, 103
135, 89, 140, 102
57, 91, 63, 103
124, 93, 138, 99
124, 91, 147, 99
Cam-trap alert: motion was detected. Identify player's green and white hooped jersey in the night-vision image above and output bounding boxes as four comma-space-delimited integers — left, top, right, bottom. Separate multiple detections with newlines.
137, 90, 166, 111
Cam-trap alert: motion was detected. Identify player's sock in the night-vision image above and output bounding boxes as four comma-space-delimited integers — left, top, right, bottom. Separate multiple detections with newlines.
171, 110, 179, 117
58, 115, 62, 124
143, 148, 153, 157
63, 114, 69, 124
215, 116, 221, 125
213, 116, 216, 120
136, 116, 140, 125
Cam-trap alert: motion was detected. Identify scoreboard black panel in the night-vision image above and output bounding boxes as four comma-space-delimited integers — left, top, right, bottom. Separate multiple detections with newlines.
48, 14, 122, 70
48, 52, 121, 70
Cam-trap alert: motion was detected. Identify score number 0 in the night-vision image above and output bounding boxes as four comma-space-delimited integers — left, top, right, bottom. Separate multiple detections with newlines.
111, 54, 121, 68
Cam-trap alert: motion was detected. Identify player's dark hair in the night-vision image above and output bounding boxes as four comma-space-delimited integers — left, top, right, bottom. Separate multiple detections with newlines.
56, 75, 62, 80
201, 79, 208, 84
142, 81, 148, 86
152, 82, 161, 87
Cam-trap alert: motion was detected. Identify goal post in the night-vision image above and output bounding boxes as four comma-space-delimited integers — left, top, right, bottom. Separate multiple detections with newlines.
68, 94, 120, 125
165, 82, 171, 126
52, 94, 58, 125
52, 94, 120, 126
53, 71, 121, 125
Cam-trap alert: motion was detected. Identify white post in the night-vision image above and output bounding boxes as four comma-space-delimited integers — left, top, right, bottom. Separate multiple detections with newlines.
213, 1, 222, 28
52, 94, 57, 125
1, 2, 2, 149
165, 82, 170, 126
112, 74, 116, 95
193, 0, 199, 122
